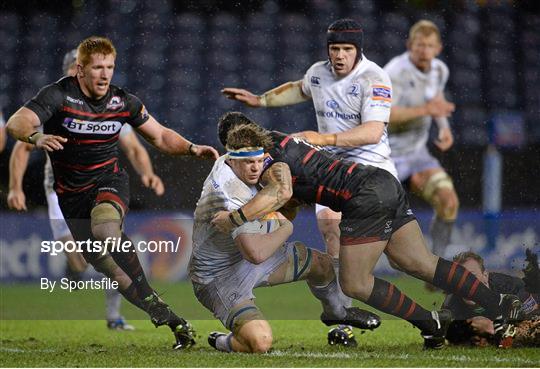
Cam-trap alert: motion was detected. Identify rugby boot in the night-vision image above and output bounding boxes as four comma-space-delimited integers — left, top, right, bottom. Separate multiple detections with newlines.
107, 317, 135, 331
327, 325, 357, 347
143, 293, 196, 349
422, 309, 452, 349
172, 319, 196, 350
321, 307, 381, 330
208, 331, 228, 351
493, 294, 522, 348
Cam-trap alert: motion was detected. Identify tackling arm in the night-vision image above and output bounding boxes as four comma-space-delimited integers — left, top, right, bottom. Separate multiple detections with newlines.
211, 162, 294, 232
135, 115, 219, 159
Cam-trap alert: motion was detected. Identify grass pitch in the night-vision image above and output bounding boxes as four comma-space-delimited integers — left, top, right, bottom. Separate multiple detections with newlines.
1, 278, 538, 367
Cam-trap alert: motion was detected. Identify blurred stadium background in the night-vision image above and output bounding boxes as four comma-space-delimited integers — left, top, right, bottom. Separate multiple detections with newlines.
0, 0, 538, 283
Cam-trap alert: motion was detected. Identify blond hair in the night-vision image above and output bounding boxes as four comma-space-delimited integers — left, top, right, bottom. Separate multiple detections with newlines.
77, 36, 116, 66
453, 251, 486, 272
408, 20, 441, 44
226, 124, 273, 152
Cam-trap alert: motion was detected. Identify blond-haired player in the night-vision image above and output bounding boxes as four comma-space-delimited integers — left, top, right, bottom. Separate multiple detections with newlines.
384, 20, 459, 264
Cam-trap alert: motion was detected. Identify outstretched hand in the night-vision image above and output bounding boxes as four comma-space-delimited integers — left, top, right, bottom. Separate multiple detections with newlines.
221, 88, 262, 107
191, 144, 219, 160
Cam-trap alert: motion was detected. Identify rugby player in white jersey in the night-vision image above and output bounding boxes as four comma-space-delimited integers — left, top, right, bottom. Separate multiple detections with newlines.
384, 20, 458, 265
190, 125, 380, 353
7, 49, 164, 330
222, 19, 395, 335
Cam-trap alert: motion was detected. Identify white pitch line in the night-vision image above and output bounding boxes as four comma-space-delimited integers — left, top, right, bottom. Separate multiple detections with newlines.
267, 349, 537, 365
0, 347, 56, 353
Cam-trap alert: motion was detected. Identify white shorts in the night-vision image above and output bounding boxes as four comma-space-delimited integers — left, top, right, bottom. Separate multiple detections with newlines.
45, 188, 71, 240
392, 146, 442, 182
192, 242, 307, 329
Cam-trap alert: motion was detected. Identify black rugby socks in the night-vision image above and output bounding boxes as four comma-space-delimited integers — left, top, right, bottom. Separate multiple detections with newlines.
367, 277, 434, 333
108, 233, 154, 299
432, 257, 501, 318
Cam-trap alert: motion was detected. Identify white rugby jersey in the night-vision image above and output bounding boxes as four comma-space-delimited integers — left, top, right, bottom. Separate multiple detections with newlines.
384, 52, 450, 157
302, 56, 397, 178
190, 156, 265, 284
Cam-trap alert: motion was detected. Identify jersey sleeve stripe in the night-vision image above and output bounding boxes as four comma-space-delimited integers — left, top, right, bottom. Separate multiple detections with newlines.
302, 148, 317, 165
327, 159, 340, 172
279, 135, 292, 148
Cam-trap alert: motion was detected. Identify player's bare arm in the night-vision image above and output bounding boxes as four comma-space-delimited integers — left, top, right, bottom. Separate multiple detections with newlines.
0, 126, 6, 153
390, 94, 455, 125
7, 141, 34, 211
295, 121, 385, 147
135, 115, 219, 159
278, 198, 303, 221
6, 107, 67, 151
212, 162, 293, 232
222, 80, 309, 108
234, 212, 293, 264
119, 129, 165, 195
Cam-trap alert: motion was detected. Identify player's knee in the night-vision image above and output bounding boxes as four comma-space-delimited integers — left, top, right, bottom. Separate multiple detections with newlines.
339, 274, 371, 301
399, 254, 438, 280
249, 333, 273, 353
308, 250, 334, 285
444, 192, 459, 219
90, 202, 122, 241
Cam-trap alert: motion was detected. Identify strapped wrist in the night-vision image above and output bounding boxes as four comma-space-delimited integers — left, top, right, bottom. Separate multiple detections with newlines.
27, 132, 42, 145
230, 209, 247, 227
259, 94, 267, 107
188, 143, 195, 155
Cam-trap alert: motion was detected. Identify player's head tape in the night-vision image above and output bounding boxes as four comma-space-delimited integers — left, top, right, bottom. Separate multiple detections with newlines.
327, 18, 363, 55
226, 146, 264, 159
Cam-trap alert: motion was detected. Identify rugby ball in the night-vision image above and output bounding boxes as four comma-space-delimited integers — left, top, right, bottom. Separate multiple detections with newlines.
258, 212, 281, 234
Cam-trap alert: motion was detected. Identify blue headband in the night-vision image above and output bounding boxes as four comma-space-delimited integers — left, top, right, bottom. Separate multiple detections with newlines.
227, 147, 264, 159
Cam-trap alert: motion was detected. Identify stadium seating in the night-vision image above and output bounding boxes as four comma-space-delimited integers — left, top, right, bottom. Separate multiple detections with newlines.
0, 1, 536, 146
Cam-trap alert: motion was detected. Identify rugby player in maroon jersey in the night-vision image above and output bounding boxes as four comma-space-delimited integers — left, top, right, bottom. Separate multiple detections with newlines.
6, 36, 219, 349
212, 112, 522, 349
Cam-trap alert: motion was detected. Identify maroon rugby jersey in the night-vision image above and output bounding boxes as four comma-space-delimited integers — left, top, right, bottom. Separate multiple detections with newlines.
263, 130, 379, 212
24, 76, 149, 193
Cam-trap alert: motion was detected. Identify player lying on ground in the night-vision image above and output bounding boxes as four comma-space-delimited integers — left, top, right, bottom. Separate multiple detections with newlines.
6, 36, 218, 349
443, 249, 539, 347
7, 49, 165, 331
190, 137, 380, 353
212, 112, 521, 349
